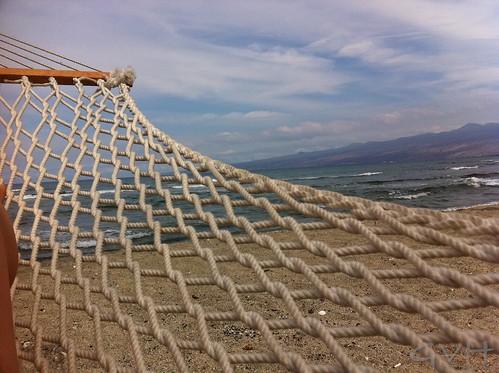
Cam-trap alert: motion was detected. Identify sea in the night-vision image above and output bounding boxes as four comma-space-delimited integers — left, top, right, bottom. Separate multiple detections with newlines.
9, 156, 499, 259
257, 156, 499, 211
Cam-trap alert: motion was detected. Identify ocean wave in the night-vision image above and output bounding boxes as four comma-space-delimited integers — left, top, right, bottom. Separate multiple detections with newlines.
283, 175, 335, 181
381, 176, 498, 200
171, 184, 209, 189
98, 189, 138, 196
443, 201, 499, 211
21, 191, 71, 200
18, 237, 98, 251
450, 166, 478, 170
354, 172, 383, 177
98, 189, 118, 195
284, 172, 382, 182
18, 228, 154, 253
466, 172, 499, 178
463, 177, 499, 188
390, 192, 430, 200
69, 239, 97, 248
20, 188, 137, 200
126, 230, 154, 240
22, 194, 38, 200
98, 229, 153, 241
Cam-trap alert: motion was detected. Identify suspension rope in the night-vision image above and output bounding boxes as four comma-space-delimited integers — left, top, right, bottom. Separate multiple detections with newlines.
0, 33, 100, 71
0, 34, 116, 86
0, 45, 55, 69
0, 37, 80, 70
0, 52, 32, 69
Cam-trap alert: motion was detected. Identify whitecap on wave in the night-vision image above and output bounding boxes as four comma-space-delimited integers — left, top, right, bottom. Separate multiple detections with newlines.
450, 166, 479, 170
171, 184, 209, 189
390, 191, 430, 200
18, 228, 154, 253
463, 177, 499, 188
354, 172, 382, 177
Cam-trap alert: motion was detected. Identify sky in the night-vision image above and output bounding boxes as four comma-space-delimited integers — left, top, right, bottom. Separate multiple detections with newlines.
1, 0, 498, 163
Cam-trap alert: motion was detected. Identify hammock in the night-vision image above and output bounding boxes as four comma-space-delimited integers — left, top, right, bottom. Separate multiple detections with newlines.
1, 41, 498, 373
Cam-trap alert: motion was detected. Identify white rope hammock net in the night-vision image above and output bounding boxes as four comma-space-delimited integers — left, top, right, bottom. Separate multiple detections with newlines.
0, 75, 498, 373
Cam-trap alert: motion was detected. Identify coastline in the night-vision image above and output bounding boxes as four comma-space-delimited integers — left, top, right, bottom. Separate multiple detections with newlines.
13, 205, 499, 372
443, 201, 499, 213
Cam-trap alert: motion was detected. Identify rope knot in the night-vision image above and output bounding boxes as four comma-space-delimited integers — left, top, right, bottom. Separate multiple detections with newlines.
105, 65, 136, 88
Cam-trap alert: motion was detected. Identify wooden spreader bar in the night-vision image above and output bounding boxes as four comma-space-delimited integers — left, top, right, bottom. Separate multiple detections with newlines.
0, 68, 110, 86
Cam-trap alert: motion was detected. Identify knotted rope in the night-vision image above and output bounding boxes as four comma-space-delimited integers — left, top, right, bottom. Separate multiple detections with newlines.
0, 76, 497, 372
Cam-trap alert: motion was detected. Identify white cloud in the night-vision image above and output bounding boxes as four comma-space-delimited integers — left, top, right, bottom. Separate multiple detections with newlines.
358, 0, 499, 41
243, 111, 278, 119
273, 121, 342, 139
134, 41, 342, 108
372, 108, 444, 125
214, 131, 252, 143
1, 0, 498, 163
198, 119, 362, 161
338, 39, 427, 69
218, 149, 235, 156
199, 111, 282, 121
444, 67, 499, 90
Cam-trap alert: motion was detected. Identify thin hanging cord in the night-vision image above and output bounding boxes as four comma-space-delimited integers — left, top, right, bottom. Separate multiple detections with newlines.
0, 52, 32, 68
0, 33, 100, 71
0, 37, 78, 70
0, 46, 54, 69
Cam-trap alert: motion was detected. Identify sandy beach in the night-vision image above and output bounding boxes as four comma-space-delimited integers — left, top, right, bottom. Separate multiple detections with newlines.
12, 204, 499, 372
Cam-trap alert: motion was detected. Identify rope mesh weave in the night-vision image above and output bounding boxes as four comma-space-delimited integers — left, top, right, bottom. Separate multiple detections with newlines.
0, 77, 498, 372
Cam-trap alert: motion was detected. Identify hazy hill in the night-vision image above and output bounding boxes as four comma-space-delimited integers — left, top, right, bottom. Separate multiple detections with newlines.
234, 122, 499, 170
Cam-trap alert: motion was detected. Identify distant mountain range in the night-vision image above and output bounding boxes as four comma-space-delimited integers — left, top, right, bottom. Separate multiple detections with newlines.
234, 122, 499, 170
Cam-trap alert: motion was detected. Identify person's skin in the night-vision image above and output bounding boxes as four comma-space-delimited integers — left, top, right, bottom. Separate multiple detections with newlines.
0, 185, 20, 373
